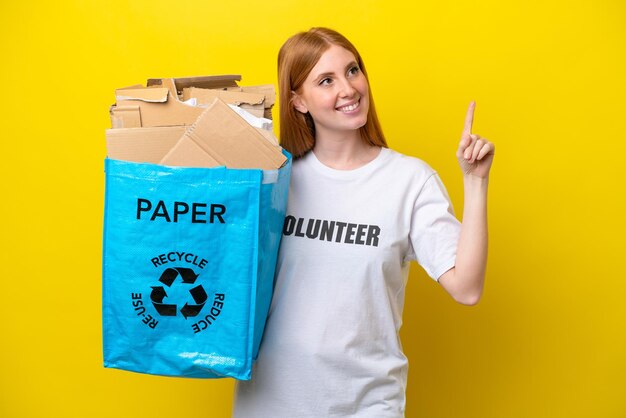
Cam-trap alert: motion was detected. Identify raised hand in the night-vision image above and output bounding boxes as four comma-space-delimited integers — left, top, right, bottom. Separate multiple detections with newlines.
456, 101, 495, 179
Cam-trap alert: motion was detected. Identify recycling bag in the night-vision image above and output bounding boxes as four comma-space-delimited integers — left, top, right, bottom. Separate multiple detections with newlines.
102, 154, 291, 379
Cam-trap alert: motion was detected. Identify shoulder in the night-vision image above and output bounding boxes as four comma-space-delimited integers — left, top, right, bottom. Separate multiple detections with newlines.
383, 147, 437, 179
380, 148, 453, 205
291, 151, 313, 172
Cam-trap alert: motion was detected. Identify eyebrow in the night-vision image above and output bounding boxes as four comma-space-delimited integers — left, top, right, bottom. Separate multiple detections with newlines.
312, 61, 358, 83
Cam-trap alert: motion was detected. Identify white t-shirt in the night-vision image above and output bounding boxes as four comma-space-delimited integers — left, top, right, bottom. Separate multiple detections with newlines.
233, 147, 461, 417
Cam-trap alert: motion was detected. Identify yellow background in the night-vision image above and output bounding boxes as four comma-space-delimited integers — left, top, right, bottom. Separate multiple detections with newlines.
1, 0, 624, 417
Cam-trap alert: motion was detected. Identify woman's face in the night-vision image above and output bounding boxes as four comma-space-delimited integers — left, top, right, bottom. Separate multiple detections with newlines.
292, 45, 369, 139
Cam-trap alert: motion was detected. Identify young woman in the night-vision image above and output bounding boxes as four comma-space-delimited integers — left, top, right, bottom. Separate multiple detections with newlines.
233, 27, 495, 418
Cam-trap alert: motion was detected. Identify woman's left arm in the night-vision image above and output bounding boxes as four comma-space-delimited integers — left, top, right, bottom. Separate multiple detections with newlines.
438, 101, 495, 305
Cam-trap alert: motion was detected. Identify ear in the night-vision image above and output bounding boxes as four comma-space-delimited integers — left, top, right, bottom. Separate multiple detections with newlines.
291, 91, 308, 114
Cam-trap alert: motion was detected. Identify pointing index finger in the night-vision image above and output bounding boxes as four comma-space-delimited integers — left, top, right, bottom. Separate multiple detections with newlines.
463, 101, 476, 136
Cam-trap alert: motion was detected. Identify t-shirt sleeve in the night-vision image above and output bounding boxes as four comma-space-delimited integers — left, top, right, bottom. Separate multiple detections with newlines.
406, 173, 461, 281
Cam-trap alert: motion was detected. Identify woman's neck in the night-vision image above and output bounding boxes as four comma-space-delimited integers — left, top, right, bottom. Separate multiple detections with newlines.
313, 130, 381, 170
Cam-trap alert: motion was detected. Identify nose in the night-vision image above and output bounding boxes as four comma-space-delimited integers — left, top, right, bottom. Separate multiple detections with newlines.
337, 77, 357, 98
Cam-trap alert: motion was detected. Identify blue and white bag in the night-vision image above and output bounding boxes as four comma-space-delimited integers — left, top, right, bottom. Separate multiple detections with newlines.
102, 154, 290, 379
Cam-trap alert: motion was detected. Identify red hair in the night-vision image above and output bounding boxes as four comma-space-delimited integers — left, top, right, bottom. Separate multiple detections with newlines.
278, 27, 387, 158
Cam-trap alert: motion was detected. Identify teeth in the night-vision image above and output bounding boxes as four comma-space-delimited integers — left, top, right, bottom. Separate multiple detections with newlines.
337, 101, 359, 112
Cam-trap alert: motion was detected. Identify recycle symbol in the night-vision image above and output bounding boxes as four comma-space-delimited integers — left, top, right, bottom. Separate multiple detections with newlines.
150, 267, 207, 319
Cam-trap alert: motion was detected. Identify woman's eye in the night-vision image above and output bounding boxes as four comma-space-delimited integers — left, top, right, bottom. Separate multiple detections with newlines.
348, 66, 360, 76
319, 78, 332, 86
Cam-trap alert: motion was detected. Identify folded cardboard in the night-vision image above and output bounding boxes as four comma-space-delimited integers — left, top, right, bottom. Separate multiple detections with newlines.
157, 135, 222, 168
227, 84, 275, 119
182, 88, 265, 118
147, 74, 241, 91
112, 88, 204, 128
154, 76, 275, 119
107, 122, 278, 165
105, 126, 186, 163
255, 127, 279, 146
108, 75, 284, 170
111, 75, 263, 129
160, 98, 286, 170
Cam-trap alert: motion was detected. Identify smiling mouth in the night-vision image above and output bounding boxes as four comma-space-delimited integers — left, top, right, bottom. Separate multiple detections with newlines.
336, 99, 360, 113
